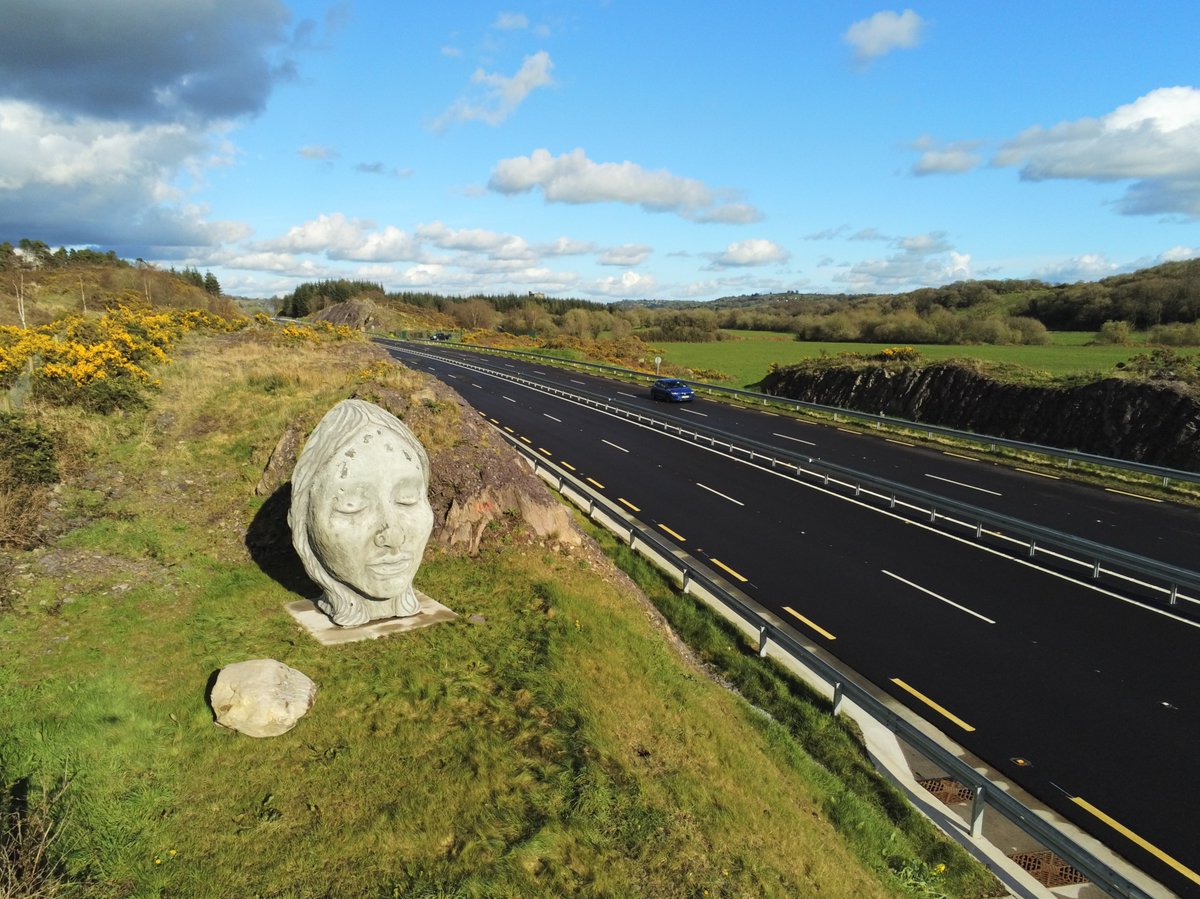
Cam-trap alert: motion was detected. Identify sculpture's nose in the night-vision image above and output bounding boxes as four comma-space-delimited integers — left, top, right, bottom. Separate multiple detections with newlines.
373, 503, 406, 548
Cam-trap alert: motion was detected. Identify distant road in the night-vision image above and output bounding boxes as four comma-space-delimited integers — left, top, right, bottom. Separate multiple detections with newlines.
384, 339, 1200, 897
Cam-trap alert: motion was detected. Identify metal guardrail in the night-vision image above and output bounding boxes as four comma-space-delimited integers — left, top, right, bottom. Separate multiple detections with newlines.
390, 337, 1200, 488
501, 432, 1158, 899
391, 343, 1200, 612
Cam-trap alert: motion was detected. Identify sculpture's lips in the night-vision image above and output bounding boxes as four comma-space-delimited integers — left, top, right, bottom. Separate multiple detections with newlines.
367, 555, 414, 576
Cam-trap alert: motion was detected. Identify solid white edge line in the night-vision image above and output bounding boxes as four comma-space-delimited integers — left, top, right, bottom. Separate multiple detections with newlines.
772, 432, 816, 445
696, 482, 745, 506
924, 473, 1003, 497
881, 570, 996, 624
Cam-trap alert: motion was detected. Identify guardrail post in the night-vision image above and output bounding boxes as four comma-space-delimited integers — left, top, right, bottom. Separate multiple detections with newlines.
1169, 584, 1179, 606
629, 528, 637, 549
929, 507, 937, 523
1092, 560, 1101, 579
975, 521, 983, 538
890, 493, 897, 508
1163, 476, 1170, 488
832, 681, 845, 715
757, 626, 769, 657
970, 784, 986, 837
1028, 540, 1038, 558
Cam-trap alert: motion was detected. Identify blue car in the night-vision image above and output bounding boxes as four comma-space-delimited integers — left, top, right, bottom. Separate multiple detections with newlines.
650, 378, 694, 402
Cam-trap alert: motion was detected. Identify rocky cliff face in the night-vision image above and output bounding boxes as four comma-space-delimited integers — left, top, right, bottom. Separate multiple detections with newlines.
758, 361, 1200, 471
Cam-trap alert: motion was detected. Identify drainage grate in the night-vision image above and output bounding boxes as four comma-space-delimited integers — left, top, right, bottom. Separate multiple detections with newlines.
1008, 850, 1089, 888
917, 777, 973, 805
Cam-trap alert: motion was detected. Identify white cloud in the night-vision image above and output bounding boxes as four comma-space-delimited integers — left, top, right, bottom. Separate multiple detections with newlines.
298, 144, 337, 160
599, 243, 651, 266
489, 148, 762, 222
417, 220, 535, 260
1160, 245, 1200, 262
993, 86, 1200, 217
493, 11, 529, 30
593, 271, 657, 297
1032, 254, 1122, 284
1034, 245, 1200, 283
843, 9, 925, 62
834, 231, 971, 291
707, 239, 790, 268
0, 99, 245, 250
432, 51, 554, 130
250, 213, 426, 262
539, 236, 595, 256
910, 135, 983, 175
441, 45, 462, 58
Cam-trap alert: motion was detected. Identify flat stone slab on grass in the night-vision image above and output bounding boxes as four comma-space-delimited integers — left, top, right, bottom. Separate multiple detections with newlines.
286, 592, 456, 645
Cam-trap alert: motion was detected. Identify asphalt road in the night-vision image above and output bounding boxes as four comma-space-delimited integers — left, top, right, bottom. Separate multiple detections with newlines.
385, 340, 1200, 896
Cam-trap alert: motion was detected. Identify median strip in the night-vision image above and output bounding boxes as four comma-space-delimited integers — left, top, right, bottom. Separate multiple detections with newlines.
1071, 797, 1200, 886
710, 558, 748, 583
782, 607, 836, 640
890, 678, 976, 732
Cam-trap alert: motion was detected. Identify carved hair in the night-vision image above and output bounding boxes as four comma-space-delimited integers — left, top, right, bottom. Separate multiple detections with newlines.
289, 399, 430, 625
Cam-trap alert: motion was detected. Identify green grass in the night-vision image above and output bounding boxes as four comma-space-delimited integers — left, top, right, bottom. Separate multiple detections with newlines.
0, 333, 1001, 898
655, 330, 1194, 387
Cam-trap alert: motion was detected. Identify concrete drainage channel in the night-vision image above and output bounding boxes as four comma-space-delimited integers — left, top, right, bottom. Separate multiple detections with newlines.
490, 427, 1170, 899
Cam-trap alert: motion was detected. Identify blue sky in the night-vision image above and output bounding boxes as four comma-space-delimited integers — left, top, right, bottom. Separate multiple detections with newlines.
2, 2, 1198, 301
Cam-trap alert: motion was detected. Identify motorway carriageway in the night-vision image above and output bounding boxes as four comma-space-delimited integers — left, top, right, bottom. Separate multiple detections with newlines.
385, 340, 1200, 897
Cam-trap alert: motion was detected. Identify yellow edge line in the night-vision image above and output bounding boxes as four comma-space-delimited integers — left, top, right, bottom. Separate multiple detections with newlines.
619, 497, 640, 512
782, 607, 836, 640
538, 447, 552, 456
560, 461, 576, 471
504, 426, 514, 433
886, 438, 915, 446
890, 678, 975, 732
586, 477, 605, 489
943, 451, 978, 461
1071, 797, 1200, 885
520, 436, 531, 444
1017, 467, 1060, 480
658, 523, 685, 541
710, 558, 748, 583
489, 418, 499, 424
1105, 487, 1163, 503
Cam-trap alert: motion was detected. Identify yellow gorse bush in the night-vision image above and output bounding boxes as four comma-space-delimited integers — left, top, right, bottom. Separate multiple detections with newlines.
0, 305, 244, 397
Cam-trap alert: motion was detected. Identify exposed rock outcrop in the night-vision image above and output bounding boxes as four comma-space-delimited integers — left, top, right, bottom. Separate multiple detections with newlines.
759, 360, 1200, 470
211, 659, 317, 737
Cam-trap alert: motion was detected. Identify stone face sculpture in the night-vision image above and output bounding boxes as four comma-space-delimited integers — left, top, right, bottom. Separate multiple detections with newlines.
289, 399, 434, 626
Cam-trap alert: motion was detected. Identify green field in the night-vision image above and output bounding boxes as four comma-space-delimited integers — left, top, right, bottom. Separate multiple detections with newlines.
655, 330, 1185, 387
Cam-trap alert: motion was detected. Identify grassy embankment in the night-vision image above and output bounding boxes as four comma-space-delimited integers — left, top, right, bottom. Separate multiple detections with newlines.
1, 325, 1000, 897
655, 329, 1199, 388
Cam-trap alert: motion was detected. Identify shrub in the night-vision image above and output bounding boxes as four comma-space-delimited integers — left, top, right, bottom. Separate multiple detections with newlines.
0, 412, 57, 487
